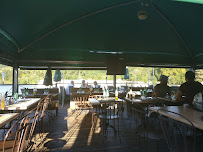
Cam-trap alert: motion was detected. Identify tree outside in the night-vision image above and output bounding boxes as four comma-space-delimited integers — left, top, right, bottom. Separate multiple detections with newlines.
0, 64, 197, 86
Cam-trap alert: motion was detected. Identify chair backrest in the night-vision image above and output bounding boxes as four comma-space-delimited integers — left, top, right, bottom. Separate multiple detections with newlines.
21, 89, 33, 94
131, 106, 147, 129
48, 87, 59, 93
70, 88, 78, 94
27, 97, 45, 143
158, 110, 196, 152
71, 94, 90, 106
2, 107, 39, 152
38, 95, 51, 118
36, 89, 44, 94
93, 88, 102, 93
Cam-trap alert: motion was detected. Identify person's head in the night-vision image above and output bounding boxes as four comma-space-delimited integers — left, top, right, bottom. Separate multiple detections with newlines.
82, 80, 85, 85
159, 75, 168, 85
94, 81, 97, 86
71, 81, 74, 86
185, 71, 195, 82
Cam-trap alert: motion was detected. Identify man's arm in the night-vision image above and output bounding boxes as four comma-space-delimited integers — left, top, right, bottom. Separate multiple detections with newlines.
152, 85, 158, 97
175, 90, 185, 102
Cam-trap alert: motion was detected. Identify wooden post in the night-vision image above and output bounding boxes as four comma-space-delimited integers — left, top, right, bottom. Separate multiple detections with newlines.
12, 65, 18, 95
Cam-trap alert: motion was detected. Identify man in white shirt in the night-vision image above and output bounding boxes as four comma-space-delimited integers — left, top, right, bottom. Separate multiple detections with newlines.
65, 81, 74, 101
94, 81, 99, 88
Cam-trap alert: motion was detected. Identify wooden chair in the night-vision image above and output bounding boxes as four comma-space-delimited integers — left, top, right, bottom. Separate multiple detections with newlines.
71, 94, 94, 123
0, 107, 40, 152
25, 95, 50, 143
39, 95, 51, 133
47, 89, 59, 116
72, 94, 90, 111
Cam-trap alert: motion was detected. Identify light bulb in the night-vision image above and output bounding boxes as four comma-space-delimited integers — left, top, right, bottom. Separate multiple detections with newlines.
137, 10, 148, 20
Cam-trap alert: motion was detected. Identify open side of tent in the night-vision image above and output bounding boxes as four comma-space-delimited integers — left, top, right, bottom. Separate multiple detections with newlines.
0, 0, 203, 68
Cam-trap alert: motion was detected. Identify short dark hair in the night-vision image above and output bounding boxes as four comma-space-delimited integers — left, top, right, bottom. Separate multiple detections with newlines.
185, 71, 195, 81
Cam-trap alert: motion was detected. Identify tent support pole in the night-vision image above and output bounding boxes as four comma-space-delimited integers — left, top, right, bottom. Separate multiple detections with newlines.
62, 70, 65, 107
12, 65, 18, 95
113, 75, 116, 91
148, 67, 149, 86
152, 68, 155, 89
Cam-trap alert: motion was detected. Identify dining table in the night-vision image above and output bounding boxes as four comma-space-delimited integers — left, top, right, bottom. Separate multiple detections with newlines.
0, 113, 19, 128
97, 97, 123, 103
150, 105, 203, 130
0, 98, 41, 111
125, 96, 181, 104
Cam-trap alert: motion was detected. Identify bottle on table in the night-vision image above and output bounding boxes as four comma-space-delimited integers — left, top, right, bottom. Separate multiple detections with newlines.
1, 94, 5, 108
106, 88, 109, 98
33, 88, 36, 96
14, 92, 18, 103
115, 88, 118, 101
143, 89, 147, 97
103, 87, 107, 98
89, 88, 92, 94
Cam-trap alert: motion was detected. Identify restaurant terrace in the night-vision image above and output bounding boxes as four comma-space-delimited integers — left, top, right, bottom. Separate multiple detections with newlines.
0, 0, 203, 152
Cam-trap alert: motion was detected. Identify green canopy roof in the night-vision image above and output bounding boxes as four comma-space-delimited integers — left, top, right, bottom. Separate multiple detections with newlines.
0, 0, 203, 68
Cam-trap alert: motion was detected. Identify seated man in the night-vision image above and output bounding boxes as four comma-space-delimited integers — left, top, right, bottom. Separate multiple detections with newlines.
81, 80, 88, 88
153, 75, 171, 98
65, 80, 74, 102
94, 81, 100, 88
176, 71, 203, 106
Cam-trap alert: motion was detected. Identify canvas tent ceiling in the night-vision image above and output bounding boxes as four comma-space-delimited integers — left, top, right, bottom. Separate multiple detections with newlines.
0, 0, 203, 68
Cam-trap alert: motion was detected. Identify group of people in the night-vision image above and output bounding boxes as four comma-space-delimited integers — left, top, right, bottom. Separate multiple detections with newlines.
153, 71, 203, 106
65, 80, 99, 100
65, 71, 203, 106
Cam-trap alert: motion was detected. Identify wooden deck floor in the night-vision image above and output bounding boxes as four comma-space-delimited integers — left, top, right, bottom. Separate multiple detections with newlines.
1, 103, 202, 152
30, 104, 170, 152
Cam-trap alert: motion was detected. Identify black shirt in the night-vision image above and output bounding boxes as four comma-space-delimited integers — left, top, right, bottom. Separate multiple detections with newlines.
179, 81, 203, 105
154, 84, 170, 98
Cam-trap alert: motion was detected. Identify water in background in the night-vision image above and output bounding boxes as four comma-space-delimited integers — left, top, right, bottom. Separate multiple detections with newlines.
0, 84, 47, 95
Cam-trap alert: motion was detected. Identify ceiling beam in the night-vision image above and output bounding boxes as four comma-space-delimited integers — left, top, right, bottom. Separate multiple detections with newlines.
0, 27, 20, 52
19, 66, 107, 70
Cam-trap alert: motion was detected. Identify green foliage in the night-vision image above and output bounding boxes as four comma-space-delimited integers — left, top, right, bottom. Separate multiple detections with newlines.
0, 66, 13, 84
195, 69, 203, 82
127, 67, 186, 85
160, 68, 186, 85
0, 64, 196, 85
18, 69, 46, 84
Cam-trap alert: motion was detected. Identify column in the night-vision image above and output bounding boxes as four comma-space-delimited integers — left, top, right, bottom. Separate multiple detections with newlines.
12, 65, 18, 95
113, 75, 116, 91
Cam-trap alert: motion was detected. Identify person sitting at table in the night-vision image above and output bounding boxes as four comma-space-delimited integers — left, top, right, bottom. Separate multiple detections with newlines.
81, 80, 88, 88
153, 75, 171, 98
93, 81, 99, 88
65, 80, 74, 102
176, 71, 203, 106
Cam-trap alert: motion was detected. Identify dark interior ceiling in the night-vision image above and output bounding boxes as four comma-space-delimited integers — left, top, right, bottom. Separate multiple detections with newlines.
0, 0, 203, 69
